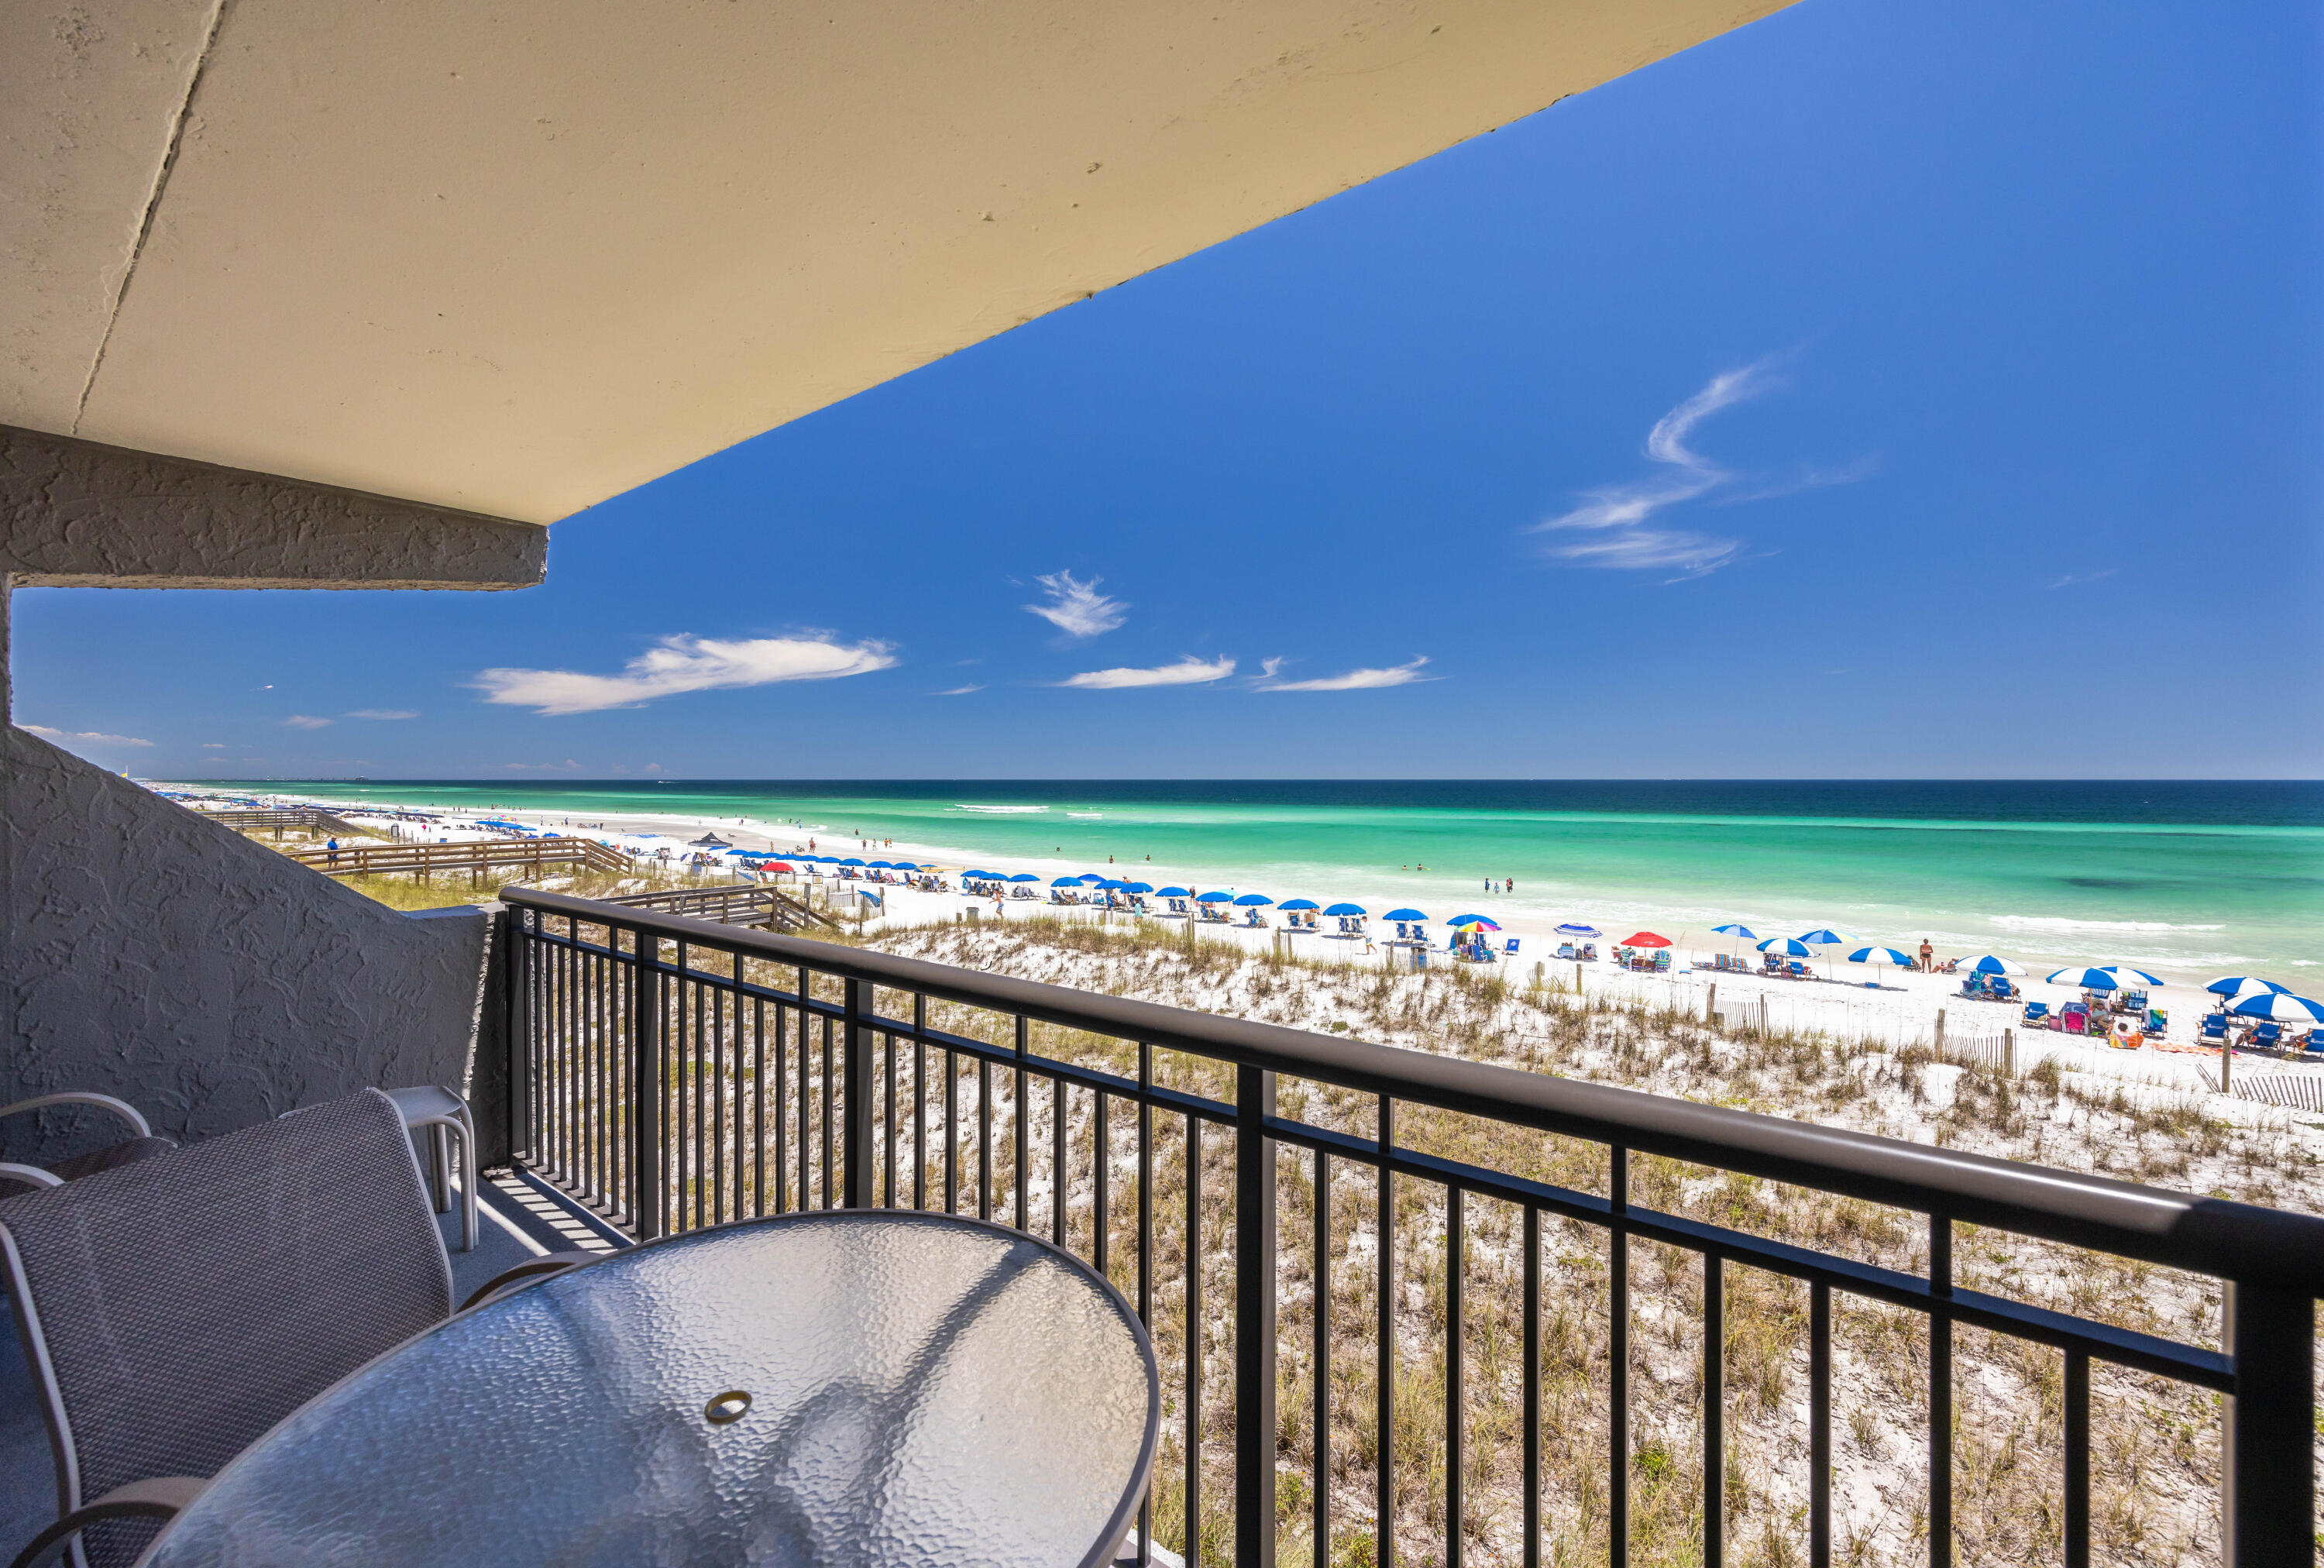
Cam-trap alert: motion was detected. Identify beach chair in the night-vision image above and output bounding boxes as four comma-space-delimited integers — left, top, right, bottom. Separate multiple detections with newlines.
2063, 1006, 2089, 1035
2021, 1002, 2050, 1030
1786, 961, 1807, 980
2251, 1021, 2284, 1050
1653, 951, 1671, 972
1557, 943, 1576, 960
1991, 978, 2018, 1002
2198, 1013, 2228, 1043
1505, 937, 1521, 957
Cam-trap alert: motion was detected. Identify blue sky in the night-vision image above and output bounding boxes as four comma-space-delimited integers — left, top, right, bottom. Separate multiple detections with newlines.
17, 0, 2321, 780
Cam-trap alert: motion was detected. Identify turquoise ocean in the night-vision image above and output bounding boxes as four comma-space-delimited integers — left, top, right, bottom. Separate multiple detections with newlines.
201, 780, 2321, 985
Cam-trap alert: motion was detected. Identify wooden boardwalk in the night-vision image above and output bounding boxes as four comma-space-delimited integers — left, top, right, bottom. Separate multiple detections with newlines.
596, 882, 841, 935
197, 806, 367, 838
286, 836, 631, 879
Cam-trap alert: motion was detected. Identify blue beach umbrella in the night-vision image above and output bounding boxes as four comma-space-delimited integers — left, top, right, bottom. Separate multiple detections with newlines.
1324, 903, 1367, 916
1009, 872, 1039, 883
1384, 908, 1428, 922
1712, 923, 1757, 939
1232, 893, 1274, 907
2229, 992, 2324, 1025
867, 860, 895, 868
1796, 928, 1850, 947
1095, 879, 1129, 890
1758, 937, 1813, 958
1958, 954, 2024, 976
2045, 967, 2134, 991
1122, 882, 1154, 894
839, 858, 865, 867
892, 862, 922, 872
1556, 923, 1601, 939
1156, 886, 1193, 898
2206, 976, 2290, 999
1050, 877, 1085, 888
1078, 873, 1108, 884
1279, 899, 1320, 912
1449, 915, 1498, 930
1197, 891, 1235, 903
1848, 946, 1917, 967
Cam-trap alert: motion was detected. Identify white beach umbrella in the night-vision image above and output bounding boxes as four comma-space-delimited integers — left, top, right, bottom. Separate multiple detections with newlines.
2228, 992, 2324, 1026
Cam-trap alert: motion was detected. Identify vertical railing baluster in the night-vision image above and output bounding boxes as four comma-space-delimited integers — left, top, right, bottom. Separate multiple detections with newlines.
751, 997, 766, 1218
796, 968, 811, 1213
1523, 1204, 1541, 1568
1611, 1145, 1629, 1568
631, 929, 662, 1240
820, 1012, 834, 1210
1810, 1282, 1831, 1568
683, 941, 700, 1231
710, 970, 724, 1226
1377, 1095, 1396, 1568
978, 1058, 994, 1223
1236, 1067, 1278, 1568
1314, 1149, 1332, 1568
1446, 1185, 1464, 1568
1014, 1015, 1030, 1232
2222, 1281, 2313, 1567
884, 1026, 898, 1209
507, 911, 531, 1168
842, 978, 873, 1209
1188, 1112, 1205, 1568
773, 998, 789, 1214
1138, 1041, 1154, 1568
1095, 1091, 1111, 1278
1929, 1216, 1951, 1568
1703, 1252, 1723, 1568
913, 995, 927, 1212
2063, 1349, 2087, 1568
944, 1044, 959, 1215
1053, 1073, 1069, 1247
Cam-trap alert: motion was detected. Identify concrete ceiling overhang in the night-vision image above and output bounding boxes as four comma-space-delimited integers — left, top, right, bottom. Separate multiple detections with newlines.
5, 0, 1789, 528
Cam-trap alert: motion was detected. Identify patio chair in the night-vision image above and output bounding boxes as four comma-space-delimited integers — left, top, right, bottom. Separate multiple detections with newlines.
1, 1088, 595, 1568
0, 1094, 175, 1201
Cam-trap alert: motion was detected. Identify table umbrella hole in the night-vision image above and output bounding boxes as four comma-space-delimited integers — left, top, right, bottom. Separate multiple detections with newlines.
704, 1391, 752, 1425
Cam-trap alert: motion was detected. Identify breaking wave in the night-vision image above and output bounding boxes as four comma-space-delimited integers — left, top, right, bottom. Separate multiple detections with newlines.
952, 804, 1047, 814
1992, 915, 2226, 934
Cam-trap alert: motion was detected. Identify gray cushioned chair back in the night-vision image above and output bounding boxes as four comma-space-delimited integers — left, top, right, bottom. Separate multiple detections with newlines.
0, 1089, 452, 1567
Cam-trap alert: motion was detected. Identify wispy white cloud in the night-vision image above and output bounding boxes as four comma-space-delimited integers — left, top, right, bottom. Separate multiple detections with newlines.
282, 715, 333, 729
22, 725, 153, 747
2046, 568, 2119, 590
502, 759, 586, 772
933, 685, 985, 696
1061, 656, 1235, 689
346, 709, 419, 720
1024, 571, 1127, 640
1258, 656, 1433, 692
1532, 358, 1871, 581
201, 741, 226, 748
475, 633, 896, 715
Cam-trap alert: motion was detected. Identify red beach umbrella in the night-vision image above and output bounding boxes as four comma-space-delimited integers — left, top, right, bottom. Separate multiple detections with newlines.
1622, 931, 1673, 947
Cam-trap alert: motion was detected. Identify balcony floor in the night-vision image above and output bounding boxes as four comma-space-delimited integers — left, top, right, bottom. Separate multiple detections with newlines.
0, 1167, 627, 1557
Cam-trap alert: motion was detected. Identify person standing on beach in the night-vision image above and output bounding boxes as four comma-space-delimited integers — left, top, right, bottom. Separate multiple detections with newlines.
1918, 938, 1934, 971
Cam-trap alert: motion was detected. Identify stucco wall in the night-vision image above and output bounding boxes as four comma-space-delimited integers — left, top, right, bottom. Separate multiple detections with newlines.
2, 725, 488, 1164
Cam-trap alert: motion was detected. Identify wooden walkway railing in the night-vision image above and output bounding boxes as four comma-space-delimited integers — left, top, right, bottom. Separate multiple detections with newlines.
196, 806, 368, 839
286, 837, 631, 879
596, 882, 841, 934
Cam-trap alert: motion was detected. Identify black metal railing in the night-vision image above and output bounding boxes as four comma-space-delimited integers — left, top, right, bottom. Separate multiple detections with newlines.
500, 889, 2320, 1567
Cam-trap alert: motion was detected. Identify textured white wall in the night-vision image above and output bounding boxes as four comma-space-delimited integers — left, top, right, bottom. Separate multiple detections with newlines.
2, 726, 489, 1164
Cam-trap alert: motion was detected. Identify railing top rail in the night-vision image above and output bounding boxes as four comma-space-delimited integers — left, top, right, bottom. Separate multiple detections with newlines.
505, 886, 2324, 1295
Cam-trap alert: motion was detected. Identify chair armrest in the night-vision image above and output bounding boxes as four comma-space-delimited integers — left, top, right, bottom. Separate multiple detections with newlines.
8, 1476, 206, 1568
459, 1250, 602, 1311
0, 1164, 64, 1191
0, 1093, 152, 1139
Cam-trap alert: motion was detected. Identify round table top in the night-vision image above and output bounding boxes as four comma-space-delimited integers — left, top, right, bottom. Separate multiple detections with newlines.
139, 1212, 1158, 1567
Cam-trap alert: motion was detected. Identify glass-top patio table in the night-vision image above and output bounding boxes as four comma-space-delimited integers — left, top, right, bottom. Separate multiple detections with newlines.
138, 1212, 1159, 1567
